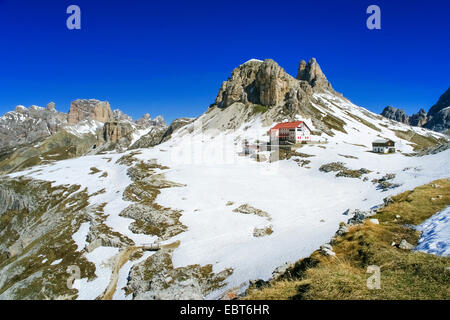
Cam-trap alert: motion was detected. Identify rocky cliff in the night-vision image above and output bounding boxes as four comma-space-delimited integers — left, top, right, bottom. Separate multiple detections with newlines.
381, 106, 409, 124
425, 87, 450, 133
68, 99, 113, 125
409, 108, 428, 127
212, 58, 334, 111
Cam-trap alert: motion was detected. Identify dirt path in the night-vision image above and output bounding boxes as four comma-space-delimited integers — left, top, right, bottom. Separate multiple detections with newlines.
100, 246, 143, 300
99, 242, 176, 300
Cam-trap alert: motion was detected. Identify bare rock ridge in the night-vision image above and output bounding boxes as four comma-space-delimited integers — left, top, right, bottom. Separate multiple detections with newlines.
380, 87, 450, 133
0, 99, 170, 173
0, 103, 67, 151
409, 108, 428, 127
136, 113, 167, 128
0, 98, 167, 151
381, 106, 409, 124
425, 87, 450, 133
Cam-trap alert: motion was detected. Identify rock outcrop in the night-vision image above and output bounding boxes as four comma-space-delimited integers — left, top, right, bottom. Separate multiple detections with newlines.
255, 59, 291, 106
136, 113, 167, 128
425, 87, 450, 133
113, 109, 133, 122
68, 99, 113, 125
0, 103, 67, 151
211, 58, 331, 117
102, 121, 135, 144
160, 118, 195, 143
409, 108, 428, 127
381, 106, 409, 124
130, 117, 191, 149
129, 127, 167, 149
296, 58, 332, 90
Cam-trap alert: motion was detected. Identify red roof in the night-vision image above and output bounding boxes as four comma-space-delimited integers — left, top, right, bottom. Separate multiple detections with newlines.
270, 121, 303, 130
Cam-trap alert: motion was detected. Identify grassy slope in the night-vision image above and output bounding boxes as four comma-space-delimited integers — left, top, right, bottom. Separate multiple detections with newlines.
244, 178, 450, 300
0, 130, 97, 174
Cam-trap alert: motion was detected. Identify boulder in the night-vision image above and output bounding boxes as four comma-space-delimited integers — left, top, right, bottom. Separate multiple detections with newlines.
399, 239, 414, 250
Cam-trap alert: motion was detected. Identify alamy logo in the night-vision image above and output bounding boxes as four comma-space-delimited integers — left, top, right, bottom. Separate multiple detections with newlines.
366, 5, 381, 30
66, 5, 81, 30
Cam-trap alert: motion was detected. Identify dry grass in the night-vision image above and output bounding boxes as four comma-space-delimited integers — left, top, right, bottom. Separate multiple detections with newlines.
244, 178, 450, 300
394, 130, 444, 151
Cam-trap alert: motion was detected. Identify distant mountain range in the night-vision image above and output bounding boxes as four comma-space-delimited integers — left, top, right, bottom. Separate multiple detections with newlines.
380, 87, 450, 134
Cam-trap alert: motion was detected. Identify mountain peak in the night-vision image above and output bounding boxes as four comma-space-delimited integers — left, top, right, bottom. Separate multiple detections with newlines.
68, 99, 113, 125
296, 58, 331, 90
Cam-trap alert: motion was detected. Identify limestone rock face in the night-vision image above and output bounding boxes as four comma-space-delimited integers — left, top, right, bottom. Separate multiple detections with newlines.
425, 107, 450, 133
425, 87, 450, 133
256, 59, 291, 106
409, 108, 428, 127
296, 58, 332, 90
102, 121, 134, 144
160, 117, 195, 143
113, 109, 133, 122
427, 87, 450, 118
381, 106, 409, 124
214, 59, 262, 108
68, 99, 113, 125
212, 58, 332, 113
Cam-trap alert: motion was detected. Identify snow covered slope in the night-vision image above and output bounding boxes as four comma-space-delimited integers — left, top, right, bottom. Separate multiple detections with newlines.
0, 58, 448, 300
415, 206, 450, 257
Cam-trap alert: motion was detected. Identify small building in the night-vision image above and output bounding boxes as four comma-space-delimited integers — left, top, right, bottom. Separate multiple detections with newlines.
372, 139, 395, 153
269, 121, 311, 144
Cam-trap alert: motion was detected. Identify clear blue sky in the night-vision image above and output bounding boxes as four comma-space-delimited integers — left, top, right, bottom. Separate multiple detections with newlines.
0, 0, 449, 122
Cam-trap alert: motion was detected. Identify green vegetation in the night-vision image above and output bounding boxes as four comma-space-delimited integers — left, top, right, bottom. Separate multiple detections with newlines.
244, 179, 450, 300
252, 105, 269, 114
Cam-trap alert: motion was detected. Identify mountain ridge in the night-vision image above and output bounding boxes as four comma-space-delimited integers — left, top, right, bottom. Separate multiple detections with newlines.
380, 87, 450, 133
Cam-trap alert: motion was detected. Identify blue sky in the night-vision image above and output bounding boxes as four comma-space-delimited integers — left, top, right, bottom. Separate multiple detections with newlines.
0, 0, 448, 123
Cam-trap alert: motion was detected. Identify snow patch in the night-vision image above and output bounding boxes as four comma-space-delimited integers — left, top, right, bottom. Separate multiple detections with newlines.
415, 205, 450, 257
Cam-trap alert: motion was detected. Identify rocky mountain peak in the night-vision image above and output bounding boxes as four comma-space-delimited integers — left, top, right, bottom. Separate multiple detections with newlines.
113, 109, 133, 122
14, 105, 27, 113
46, 102, 56, 112
68, 99, 113, 125
409, 108, 428, 127
136, 113, 166, 128
296, 58, 331, 90
381, 106, 409, 124
212, 58, 334, 111
425, 87, 450, 133
428, 87, 450, 118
